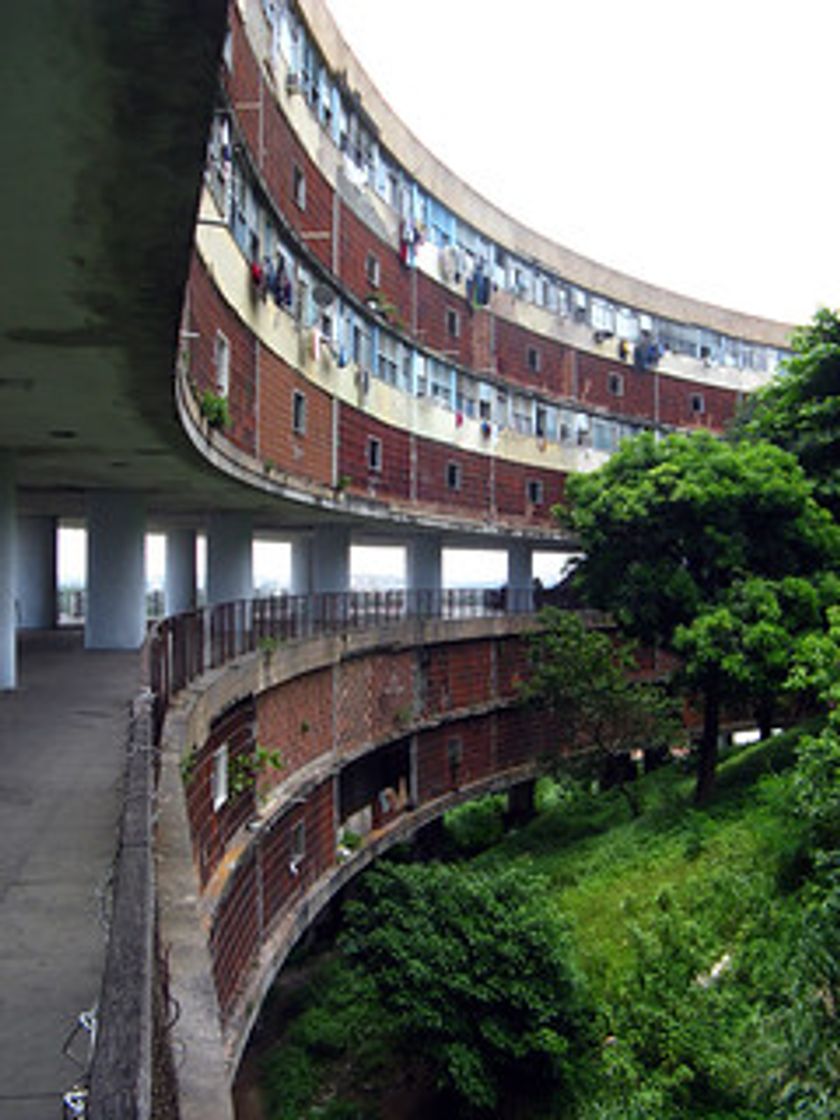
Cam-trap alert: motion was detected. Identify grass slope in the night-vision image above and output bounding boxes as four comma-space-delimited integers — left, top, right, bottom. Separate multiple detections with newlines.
249, 729, 835, 1119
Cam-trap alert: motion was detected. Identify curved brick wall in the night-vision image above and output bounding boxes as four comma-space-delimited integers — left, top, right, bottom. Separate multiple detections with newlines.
161, 615, 563, 1086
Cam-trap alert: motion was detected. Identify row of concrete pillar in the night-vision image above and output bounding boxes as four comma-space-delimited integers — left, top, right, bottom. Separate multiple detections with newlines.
0, 476, 540, 688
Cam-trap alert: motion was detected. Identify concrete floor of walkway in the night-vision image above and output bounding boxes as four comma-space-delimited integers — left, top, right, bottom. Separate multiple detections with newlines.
0, 629, 140, 1118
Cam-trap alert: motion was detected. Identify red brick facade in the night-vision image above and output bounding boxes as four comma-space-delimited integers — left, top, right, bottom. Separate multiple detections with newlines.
258, 344, 333, 484
337, 406, 412, 499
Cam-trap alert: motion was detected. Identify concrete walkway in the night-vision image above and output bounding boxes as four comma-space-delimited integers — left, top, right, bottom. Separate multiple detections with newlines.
0, 630, 140, 1118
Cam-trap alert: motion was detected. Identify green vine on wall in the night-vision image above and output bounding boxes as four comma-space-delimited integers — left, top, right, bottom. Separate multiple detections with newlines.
229, 745, 284, 796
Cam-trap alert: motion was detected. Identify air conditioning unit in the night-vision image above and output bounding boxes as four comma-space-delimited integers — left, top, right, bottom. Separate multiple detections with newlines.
286, 72, 301, 95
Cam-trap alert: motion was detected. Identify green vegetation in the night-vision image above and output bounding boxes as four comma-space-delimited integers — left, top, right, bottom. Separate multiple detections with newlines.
199, 388, 231, 429
560, 431, 839, 802
736, 308, 840, 519
228, 744, 284, 796
521, 610, 681, 812
253, 723, 838, 1118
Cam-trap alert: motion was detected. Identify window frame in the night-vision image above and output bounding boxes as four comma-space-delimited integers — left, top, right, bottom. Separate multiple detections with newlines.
607, 371, 624, 398
365, 251, 381, 288
292, 388, 307, 435
214, 330, 230, 396
527, 479, 544, 506
212, 744, 229, 812
367, 435, 382, 473
292, 163, 306, 210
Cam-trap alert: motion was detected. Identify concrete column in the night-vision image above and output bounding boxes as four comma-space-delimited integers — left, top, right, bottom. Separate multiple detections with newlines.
86, 490, 146, 650
289, 535, 311, 596
0, 453, 17, 688
165, 527, 197, 615
507, 540, 533, 612
310, 524, 350, 594
16, 515, 57, 629
206, 512, 252, 605
406, 535, 442, 594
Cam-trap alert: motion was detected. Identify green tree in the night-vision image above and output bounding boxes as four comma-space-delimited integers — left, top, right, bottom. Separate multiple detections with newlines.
522, 609, 681, 812
673, 574, 838, 741
737, 308, 840, 518
561, 432, 839, 803
341, 861, 587, 1113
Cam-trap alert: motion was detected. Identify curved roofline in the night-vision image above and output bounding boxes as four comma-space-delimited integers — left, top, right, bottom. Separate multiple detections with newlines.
296, 0, 792, 347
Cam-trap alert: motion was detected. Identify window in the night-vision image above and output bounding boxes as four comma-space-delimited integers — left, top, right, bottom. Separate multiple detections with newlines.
446, 307, 460, 339
214, 331, 230, 396
377, 333, 399, 385
367, 435, 382, 472
535, 405, 547, 438
446, 461, 462, 491
222, 23, 233, 70
527, 479, 544, 506
607, 371, 624, 397
456, 373, 476, 418
616, 308, 639, 342
292, 389, 307, 434
527, 346, 541, 374
292, 163, 306, 209
365, 252, 380, 288
512, 394, 532, 435
212, 745, 228, 811
353, 322, 369, 369
289, 819, 305, 874
593, 419, 618, 452
690, 392, 706, 415
591, 298, 615, 336
429, 360, 453, 408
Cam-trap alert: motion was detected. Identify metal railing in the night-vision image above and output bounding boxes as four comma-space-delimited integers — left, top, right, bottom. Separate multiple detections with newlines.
146, 587, 535, 739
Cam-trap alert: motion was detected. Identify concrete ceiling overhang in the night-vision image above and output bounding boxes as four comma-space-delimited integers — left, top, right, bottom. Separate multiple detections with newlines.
0, 0, 247, 519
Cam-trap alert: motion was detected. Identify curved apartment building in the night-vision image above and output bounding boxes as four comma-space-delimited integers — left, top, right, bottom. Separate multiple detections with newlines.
182, 0, 791, 567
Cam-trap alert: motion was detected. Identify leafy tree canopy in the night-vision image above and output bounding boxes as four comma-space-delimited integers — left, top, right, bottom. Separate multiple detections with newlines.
559, 432, 840, 800
341, 861, 587, 1113
736, 307, 840, 517
562, 432, 837, 645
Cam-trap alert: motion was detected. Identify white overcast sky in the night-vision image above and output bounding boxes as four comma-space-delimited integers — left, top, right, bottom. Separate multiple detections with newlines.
325, 0, 839, 326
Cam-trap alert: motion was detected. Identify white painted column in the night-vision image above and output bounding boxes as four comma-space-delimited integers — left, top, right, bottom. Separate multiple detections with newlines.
310, 524, 350, 594
0, 453, 17, 688
16, 515, 57, 629
206, 512, 253, 605
85, 490, 146, 649
165, 527, 197, 615
507, 540, 534, 612
406, 534, 442, 594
